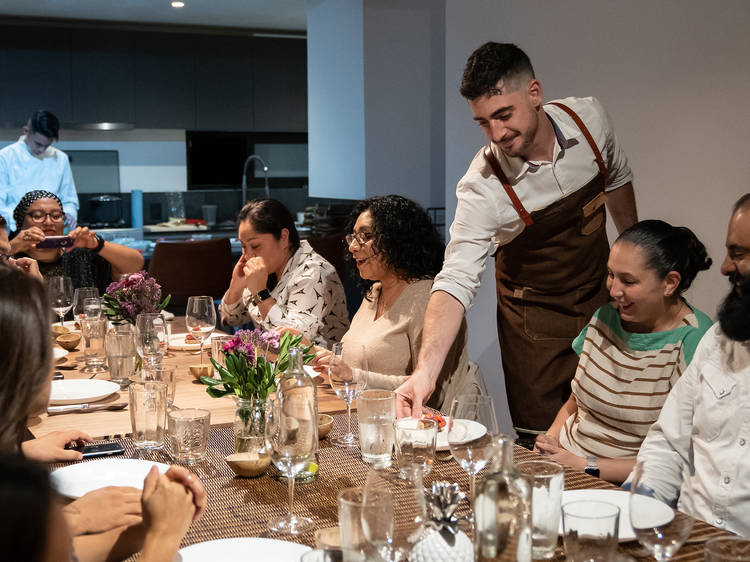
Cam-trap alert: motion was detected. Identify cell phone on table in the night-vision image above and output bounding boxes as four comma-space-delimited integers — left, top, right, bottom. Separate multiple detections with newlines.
36, 235, 74, 249
69, 441, 126, 459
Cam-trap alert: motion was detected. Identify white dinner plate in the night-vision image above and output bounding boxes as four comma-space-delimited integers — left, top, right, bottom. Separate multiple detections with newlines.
53, 347, 69, 361
62, 320, 81, 332
51, 458, 169, 498
48, 379, 120, 405
435, 418, 486, 451
559, 489, 672, 541
175, 537, 311, 561
169, 332, 219, 351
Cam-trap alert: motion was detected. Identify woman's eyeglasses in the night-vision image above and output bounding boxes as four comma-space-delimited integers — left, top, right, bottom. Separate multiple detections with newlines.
345, 232, 374, 246
26, 210, 64, 223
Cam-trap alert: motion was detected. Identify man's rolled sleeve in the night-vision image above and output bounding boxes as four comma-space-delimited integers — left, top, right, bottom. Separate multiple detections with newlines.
589, 97, 633, 192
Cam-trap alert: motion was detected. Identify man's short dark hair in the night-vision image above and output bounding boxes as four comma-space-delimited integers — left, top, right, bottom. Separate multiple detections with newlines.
460, 42, 535, 100
28, 110, 59, 140
733, 193, 750, 214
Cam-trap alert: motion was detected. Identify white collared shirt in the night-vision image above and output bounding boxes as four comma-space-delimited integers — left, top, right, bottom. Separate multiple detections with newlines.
635, 323, 750, 537
0, 136, 78, 230
433, 96, 633, 310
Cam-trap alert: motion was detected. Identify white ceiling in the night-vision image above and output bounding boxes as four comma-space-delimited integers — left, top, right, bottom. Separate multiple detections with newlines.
0, 0, 307, 31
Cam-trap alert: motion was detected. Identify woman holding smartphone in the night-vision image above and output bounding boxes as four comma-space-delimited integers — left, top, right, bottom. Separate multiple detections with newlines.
9, 190, 143, 292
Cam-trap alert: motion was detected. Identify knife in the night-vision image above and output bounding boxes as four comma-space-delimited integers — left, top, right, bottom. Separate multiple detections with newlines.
47, 402, 128, 415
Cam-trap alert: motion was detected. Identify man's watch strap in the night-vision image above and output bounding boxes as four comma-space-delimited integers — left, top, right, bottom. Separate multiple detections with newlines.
584, 456, 600, 478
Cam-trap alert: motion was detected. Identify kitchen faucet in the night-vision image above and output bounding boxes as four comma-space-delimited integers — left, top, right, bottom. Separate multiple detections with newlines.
241, 154, 270, 204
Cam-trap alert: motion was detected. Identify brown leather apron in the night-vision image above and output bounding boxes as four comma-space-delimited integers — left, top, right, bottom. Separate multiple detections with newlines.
485, 102, 611, 433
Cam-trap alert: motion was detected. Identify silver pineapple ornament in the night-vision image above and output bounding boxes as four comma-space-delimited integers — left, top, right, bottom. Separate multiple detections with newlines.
409, 481, 473, 562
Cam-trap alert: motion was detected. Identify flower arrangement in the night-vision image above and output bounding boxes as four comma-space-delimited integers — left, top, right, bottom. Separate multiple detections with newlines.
201, 328, 315, 401
102, 271, 171, 325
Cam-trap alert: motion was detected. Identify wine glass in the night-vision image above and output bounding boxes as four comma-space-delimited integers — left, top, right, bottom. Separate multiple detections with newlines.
185, 296, 216, 364
448, 394, 499, 503
328, 343, 368, 447
73, 287, 98, 321
48, 276, 73, 327
266, 395, 316, 534
630, 461, 694, 561
136, 313, 168, 368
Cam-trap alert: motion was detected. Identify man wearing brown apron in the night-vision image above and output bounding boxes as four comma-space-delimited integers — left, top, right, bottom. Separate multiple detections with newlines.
395, 43, 638, 439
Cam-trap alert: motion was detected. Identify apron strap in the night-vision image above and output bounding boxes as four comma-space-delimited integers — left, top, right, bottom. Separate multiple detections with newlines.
548, 102, 607, 178
483, 145, 534, 227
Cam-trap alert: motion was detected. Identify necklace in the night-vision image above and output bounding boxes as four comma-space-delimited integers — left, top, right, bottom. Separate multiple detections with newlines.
375, 281, 407, 319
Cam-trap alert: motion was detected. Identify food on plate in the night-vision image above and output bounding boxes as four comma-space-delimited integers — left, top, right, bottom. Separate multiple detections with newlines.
422, 412, 446, 430
184, 333, 198, 344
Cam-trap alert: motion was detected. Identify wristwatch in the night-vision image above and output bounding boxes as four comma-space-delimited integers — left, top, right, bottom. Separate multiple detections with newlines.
250, 288, 272, 306
92, 234, 105, 253
584, 456, 600, 478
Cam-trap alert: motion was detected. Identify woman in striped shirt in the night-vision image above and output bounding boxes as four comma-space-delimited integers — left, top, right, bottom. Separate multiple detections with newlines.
534, 220, 713, 483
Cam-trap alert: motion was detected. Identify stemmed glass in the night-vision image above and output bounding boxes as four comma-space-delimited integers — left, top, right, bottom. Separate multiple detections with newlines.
448, 394, 499, 503
48, 276, 73, 326
73, 287, 98, 322
328, 343, 368, 447
630, 461, 694, 561
135, 313, 168, 368
266, 395, 316, 534
185, 296, 216, 364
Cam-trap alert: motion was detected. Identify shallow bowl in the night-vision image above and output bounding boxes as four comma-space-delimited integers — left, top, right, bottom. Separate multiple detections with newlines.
56, 332, 81, 351
51, 325, 70, 338
318, 414, 333, 439
189, 364, 212, 380
225, 451, 271, 478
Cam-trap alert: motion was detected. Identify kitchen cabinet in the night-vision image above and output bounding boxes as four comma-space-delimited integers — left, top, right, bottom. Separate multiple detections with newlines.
71, 30, 135, 125
253, 37, 307, 132
134, 32, 196, 129
195, 35, 254, 131
0, 26, 73, 125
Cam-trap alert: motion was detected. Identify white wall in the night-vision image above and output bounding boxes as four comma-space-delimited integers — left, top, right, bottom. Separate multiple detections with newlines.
445, 0, 750, 433
0, 128, 186, 192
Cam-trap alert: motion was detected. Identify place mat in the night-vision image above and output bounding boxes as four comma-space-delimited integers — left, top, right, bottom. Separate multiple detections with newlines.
52, 414, 730, 560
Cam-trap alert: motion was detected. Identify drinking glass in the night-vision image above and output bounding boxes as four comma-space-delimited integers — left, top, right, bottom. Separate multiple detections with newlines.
185, 296, 216, 364
265, 395, 316, 534
705, 537, 750, 562
328, 343, 368, 447
357, 390, 396, 467
394, 417, 438, 480
447, 394, 499, 503
48, 276, 73, 326
73, 287, 98, 321
129, 381, 167, 450
136, 313, 167, 368
338, 487, 369, 562
106, 327, 137, 387
630, 461, 694, 561
516, 460, 565, 559
83, 297, 102, 318
81, 317, 107, 375
143, 365, 177, 407
168, 408, 210, 465
562, 500, 619, 562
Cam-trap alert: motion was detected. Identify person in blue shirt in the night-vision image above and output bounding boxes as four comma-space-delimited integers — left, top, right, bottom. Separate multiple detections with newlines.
0, 110, 78, 231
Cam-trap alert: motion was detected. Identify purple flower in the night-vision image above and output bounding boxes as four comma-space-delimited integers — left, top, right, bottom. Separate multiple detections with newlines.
103, 270, 167, 324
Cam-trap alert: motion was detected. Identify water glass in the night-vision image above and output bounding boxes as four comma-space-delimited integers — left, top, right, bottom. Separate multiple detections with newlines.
105, 329, 137, 387
81, 317, 107, 374
338, 487, 368, 562
136, 313, 167, 368
83, 297, 102, 318
517, 460, 565, 559
129, 381, 168, 450
168, 408, 210, 464
357, 390, 396, 467
562, 500, 619, 562
73, 287, 98, 320
329, 343, 368, 448
705, 537, 750, 562
394, 417, 437, 480
143, 365, 177, 407
185, 295, 216, 364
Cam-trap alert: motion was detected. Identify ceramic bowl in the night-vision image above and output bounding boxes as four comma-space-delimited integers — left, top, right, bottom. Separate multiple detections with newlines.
51, 325, 70, 338
189, 364, 212, 380
318, 414, 333, 439
225, 451, 271, 478
56, 332, 81, 351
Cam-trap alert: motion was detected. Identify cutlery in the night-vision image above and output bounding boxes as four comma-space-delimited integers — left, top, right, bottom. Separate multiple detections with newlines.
47, 402, 127, 415
53, 372, 64, 380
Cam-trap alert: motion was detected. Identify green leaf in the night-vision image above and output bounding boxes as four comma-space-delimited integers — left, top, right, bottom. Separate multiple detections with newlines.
206, 386, 232, 398
199, 376, 222, 386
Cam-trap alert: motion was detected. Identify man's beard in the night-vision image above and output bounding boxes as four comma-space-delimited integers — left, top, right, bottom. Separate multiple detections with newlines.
718, 272, 750, 341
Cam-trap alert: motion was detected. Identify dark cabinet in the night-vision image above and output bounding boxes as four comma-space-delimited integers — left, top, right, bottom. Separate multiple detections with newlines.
71, 30, 134, 124
134, 33, 197, 129
0, 26, 73, 125
252, 37, 307, 132
195, 35, 254, 131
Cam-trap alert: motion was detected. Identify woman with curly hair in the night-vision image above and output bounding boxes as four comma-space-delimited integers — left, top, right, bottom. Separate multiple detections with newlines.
315, 195, 485, 412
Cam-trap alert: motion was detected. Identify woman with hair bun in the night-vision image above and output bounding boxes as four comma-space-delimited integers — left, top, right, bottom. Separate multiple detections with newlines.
535, 220, 713, 482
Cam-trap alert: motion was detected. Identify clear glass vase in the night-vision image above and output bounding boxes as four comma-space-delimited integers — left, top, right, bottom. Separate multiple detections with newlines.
234, 398, 267, 454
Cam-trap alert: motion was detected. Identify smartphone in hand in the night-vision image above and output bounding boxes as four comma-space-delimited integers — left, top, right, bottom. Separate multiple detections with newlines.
36, 236, 74, 249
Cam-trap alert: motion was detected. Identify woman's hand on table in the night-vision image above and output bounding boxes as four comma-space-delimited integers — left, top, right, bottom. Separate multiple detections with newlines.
141, 466, 196, 558
164, 465, 207, 520
9, 225, 45, 253
534, 434, 586, 470
20, 430, 92, 462
63, 486, 143, 535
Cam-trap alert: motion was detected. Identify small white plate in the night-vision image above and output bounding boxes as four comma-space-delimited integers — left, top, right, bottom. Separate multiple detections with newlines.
53, 347, 69, 361
51, 458, 169, 498
436, 418, 486, 451
169, 333, 219, 351
62, 320, 81, 332
175, 538, 311, 561
48, 379, 120, 405
559, 489, 672, 541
